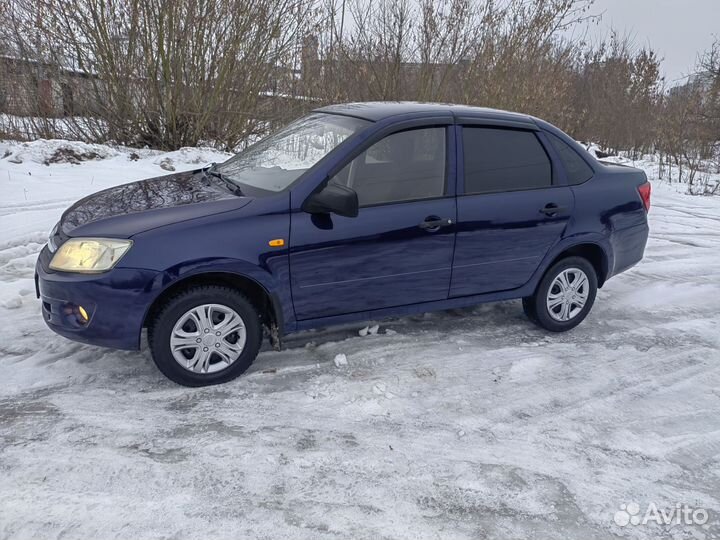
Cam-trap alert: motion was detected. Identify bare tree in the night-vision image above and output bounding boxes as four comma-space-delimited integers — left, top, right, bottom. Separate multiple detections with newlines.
4, 0, 314, 149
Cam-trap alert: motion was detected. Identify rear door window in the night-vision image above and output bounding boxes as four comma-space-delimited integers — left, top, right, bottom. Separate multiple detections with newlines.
462, 127, 552, 194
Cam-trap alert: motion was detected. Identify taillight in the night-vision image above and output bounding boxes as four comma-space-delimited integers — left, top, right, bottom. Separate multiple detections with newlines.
637, 182, 651, 212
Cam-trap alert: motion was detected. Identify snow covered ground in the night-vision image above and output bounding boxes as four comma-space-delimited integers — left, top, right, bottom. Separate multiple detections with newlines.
1, 139, 719, 540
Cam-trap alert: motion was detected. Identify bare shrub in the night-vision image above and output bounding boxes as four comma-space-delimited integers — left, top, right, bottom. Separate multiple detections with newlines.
3, 0, 314, 149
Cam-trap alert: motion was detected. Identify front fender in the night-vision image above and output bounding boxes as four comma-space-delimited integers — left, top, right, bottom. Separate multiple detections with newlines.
142, 257, 295, 334
120, 196, 293, 335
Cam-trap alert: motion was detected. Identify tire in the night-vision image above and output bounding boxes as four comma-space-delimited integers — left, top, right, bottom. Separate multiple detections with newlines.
148, 285, 263, 386
524, 256, 598, 332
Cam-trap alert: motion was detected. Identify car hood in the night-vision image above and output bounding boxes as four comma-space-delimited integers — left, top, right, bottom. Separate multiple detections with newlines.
58, 169, 251, 238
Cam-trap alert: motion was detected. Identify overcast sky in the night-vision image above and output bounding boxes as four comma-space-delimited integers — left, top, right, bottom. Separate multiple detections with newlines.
581, 0, 718, 85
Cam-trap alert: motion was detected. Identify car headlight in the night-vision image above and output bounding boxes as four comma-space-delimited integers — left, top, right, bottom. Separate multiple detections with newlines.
47, 222, 60, 253
49, 238, 133, 273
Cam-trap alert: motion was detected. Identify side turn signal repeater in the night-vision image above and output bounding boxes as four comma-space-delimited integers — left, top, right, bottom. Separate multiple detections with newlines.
268, 239, 285, 247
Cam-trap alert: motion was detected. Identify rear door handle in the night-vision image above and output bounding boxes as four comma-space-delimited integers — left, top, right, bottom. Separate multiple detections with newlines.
539, 204, 567, 217
419, 216, 453, 231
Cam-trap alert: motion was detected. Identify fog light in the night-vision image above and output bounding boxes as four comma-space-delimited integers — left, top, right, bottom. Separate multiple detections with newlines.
78, 305, 89, 323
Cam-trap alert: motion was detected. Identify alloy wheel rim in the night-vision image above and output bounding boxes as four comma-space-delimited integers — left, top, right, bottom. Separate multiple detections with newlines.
170, 304, 247, 374
546, 268, 589, 322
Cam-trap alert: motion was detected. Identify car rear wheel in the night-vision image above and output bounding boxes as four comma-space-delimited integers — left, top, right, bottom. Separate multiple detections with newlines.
523, 256, 597, 332
148, 285, 262, 386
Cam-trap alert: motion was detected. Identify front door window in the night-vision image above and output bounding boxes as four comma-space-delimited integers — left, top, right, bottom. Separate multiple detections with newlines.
330, 127, 447, 206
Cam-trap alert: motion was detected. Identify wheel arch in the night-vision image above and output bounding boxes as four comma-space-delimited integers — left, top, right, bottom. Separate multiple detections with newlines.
143, 271, 283, 335
544, 242, 609, 287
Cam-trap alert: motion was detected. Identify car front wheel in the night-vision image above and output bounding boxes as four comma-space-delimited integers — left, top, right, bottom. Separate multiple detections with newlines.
148, 285, 263, 386
523, 256, 598, 332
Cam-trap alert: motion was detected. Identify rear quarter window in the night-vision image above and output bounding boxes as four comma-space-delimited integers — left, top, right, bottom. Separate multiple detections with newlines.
546, 133, 594, 185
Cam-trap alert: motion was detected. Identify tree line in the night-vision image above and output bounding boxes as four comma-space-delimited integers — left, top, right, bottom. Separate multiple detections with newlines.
1, 0, 718, 186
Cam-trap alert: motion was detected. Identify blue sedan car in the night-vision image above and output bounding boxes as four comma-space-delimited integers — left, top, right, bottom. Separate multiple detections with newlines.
36, 102, 651, 386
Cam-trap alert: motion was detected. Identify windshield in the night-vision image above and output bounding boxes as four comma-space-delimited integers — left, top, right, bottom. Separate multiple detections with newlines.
216, 113, 370, 192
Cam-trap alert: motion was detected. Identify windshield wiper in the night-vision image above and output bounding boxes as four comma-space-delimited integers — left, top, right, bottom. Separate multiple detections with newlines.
205, 163, 244, 196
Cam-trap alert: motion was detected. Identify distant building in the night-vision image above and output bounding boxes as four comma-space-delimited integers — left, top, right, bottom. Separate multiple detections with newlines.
0, 55, 97, 116
298, 35, 463, 100
669, 71, 716, 97
0, 53, 306, 121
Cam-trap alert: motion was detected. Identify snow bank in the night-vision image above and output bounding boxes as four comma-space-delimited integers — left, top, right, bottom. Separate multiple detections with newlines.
584, 145, 720, 196
151, 146, 233, 171
0, 138, 233, 168
1, 139, 120, 165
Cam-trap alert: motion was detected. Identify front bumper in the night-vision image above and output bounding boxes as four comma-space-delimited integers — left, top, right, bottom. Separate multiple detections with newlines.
35, 246, 161, 350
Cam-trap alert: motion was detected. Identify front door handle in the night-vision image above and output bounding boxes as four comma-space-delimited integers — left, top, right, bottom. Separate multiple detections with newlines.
419, 216, 453, 231
539, 203, 567, 217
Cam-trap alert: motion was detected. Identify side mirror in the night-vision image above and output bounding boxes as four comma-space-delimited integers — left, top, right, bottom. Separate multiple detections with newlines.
302, 182, 359, 218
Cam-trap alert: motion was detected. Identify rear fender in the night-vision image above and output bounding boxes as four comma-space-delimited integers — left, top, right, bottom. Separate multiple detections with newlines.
526, 234, 613, 292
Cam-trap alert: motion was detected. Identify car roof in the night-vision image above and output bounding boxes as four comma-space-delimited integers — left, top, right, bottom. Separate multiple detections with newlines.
314, 101, 535, 124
